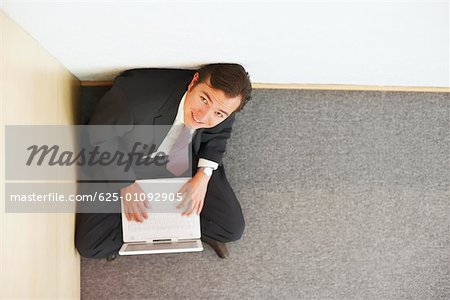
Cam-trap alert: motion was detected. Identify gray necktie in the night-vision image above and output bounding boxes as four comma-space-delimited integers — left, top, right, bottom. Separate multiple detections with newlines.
166, 125, 191, 176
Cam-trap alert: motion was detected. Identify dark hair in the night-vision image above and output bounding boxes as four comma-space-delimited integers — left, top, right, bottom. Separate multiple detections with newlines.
196, 63, 252, 112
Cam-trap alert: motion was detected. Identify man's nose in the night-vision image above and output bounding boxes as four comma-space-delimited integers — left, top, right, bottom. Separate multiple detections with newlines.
197, 107, 211, 124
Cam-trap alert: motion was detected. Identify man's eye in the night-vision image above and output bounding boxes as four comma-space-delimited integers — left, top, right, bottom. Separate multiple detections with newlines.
200, 96, 208, 104
216, 112, 224, 118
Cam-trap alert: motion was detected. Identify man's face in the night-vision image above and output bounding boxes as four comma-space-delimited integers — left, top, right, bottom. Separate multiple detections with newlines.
183, 72, 242, 129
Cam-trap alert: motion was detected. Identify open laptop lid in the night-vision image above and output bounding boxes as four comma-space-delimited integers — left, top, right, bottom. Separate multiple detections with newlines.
119, 239, 203, 255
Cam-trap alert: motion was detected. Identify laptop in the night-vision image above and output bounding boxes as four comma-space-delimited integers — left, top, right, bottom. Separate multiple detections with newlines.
119, 177, 203, 255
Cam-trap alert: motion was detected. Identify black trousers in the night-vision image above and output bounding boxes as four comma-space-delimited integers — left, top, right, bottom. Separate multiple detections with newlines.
75, 163, 245, 259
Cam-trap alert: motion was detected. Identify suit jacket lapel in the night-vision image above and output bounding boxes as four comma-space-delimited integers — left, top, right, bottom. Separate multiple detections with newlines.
152, 75, 192, 147
192, 129, 203, 153
153, 75, 192, 126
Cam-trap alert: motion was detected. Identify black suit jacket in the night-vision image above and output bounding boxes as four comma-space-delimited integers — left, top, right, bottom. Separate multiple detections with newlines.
84, 68, 235, 188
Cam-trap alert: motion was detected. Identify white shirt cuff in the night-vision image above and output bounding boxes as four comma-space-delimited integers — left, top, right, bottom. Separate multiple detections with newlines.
197, 158, 219, 170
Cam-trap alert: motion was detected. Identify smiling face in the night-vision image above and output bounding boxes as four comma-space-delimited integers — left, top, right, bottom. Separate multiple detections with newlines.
183, 72, 242, 129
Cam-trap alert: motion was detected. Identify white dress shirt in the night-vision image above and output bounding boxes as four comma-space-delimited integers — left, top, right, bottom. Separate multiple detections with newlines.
154, 92, 219, 171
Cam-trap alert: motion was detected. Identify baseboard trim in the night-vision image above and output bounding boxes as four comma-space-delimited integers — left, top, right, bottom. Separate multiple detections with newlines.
80, 81, 450, 93
81, 81, 114, 86
252, 83, 449, 93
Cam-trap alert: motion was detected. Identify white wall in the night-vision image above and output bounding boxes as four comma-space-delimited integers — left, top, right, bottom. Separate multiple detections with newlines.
1, 0, 449, 86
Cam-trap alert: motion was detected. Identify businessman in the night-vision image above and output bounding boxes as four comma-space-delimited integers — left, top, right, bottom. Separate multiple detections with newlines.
75, 63, 252, 259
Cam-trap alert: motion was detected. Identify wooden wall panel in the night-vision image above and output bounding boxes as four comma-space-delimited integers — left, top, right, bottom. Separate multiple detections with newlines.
1, 11, 80, 299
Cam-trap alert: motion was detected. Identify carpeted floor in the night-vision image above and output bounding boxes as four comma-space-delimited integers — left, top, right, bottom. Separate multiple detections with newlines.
80, 89, 449, 299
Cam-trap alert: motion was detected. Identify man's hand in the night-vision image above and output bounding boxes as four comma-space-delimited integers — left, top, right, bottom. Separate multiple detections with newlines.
176, 170, 211, 216
121, 182, 149, 222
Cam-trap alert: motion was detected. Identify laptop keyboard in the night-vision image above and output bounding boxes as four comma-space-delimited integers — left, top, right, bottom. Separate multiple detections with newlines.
126, 212, 199, 241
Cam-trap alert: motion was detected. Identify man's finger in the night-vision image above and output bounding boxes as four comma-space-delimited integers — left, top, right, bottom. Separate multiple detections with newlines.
182, 208, 193, 216
176, 192, 191, 209
193, 198, 201, 215
143, 197, 150, 209
124, 202, 131, 221
178, 180, 192, 195
130, 203, 143, 222
124, 203, 133, 221
182, 198, 197, 216
132, 211, 143, 222
177, 188, 193, 209
137, 200, 148, 219
196, 199, 204, 215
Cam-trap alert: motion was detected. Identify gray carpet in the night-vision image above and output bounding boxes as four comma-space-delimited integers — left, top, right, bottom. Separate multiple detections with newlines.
81, 89, 450, 299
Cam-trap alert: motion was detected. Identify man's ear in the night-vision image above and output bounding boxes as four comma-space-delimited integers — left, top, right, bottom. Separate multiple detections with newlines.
188, 72, 200, 91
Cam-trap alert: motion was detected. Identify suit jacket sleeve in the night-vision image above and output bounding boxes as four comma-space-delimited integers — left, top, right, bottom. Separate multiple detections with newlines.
197, 114, 235, 166
86, 84, 136, 191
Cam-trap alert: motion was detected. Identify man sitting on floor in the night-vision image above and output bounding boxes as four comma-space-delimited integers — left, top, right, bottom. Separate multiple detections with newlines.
75, 63, 252, 259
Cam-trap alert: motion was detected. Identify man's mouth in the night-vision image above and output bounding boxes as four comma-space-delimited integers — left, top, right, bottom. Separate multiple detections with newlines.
191, 111, 203, 124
